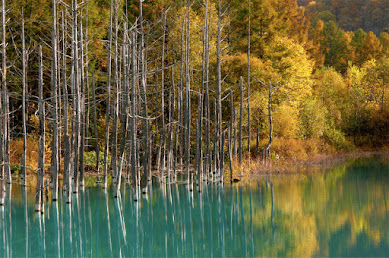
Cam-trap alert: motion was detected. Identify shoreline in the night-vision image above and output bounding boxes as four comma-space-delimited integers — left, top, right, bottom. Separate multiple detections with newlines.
9, 149, 389, 187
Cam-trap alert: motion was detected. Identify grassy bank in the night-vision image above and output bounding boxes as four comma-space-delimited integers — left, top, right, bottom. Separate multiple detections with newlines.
7, 137, 389, 187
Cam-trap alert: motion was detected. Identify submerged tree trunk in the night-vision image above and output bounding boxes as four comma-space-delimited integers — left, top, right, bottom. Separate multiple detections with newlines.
21, 9, 27, 187
103, 0, 114, 189
247, 0, 251, 161
130, 31, 138, 200
51, 0, 59, 201
0, 0, 3, 206
2, 0, 10, 186
35, 46, 45, 213
62, 10, 72, 203
92, 71, 99, 173
238, 77, 243, 164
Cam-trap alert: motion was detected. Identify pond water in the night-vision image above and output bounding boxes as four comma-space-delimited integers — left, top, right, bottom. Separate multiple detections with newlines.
1, 156, 389, 257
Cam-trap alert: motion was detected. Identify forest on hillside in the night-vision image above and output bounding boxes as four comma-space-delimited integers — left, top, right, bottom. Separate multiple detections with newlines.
0, 0, 388, 203
298, 0, 389, 35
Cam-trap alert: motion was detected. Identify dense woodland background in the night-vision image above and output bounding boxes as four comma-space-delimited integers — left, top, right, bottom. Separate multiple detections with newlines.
1, 0, 389, 188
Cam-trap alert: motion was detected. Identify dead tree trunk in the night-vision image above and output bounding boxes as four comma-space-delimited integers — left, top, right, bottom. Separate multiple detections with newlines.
51, 0, 59, 201
79, 13, 86, 188
2, 0, 10, 185
114, 36, 130, 198
139, 0, 150, 192
157, 10, 167, 179
130, 31, 138, 200
247, 0, 251, 160
21, 9, 27, 186
111, 0, 119, 185
92, 71, 99, 173
204, 0, 210, 180
185, 1, 192, 190
102, 0, 113, 189
238, 77, 243, 164
72, 0, 81, 194
0, 0, 3, 206
216, 0, 223, 179
62, 10, 72, 203
35, 46, 45, 212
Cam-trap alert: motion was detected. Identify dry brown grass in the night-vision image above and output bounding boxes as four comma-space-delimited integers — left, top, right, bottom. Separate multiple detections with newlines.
225, 137, 389, 179
10, 138, 40, 173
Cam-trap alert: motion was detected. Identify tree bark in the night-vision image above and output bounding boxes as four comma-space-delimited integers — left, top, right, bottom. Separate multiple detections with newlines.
35, 46, 45, 212
247, 0, 251, 160
238, 77, 243, 164
102, 0, 113, 189
21, 9, 27, 187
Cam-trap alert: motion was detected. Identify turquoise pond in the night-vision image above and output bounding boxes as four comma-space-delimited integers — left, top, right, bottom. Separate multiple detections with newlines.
1, 156, 389, 257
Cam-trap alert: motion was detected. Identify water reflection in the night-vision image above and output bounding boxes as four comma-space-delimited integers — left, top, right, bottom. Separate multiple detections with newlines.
1, 157, 389, 256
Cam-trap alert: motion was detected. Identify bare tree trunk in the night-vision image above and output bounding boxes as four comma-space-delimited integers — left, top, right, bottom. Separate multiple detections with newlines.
2, 0, 10, 186
247, 0, 251, 161
114, 37, 130, 198
35, 46, 45, 212
21, 9, 27, 186
139, 0, 150, 192
216, 0, 223, 179
179, 13, 185, 169
0, 0, 3, 206
79, 14, 86, 188
130, 31, 138, 200
111, 0, 119, 186
62, 10, 72, 203
102, 0, 113, 189
266, 83, 273, 158
72, 0, 80, 194
184, 2, 192, 191
238, 77, 243, 164
256, 127, 260, 158
92, 71, 99, 173
228, 123, 233, 183
51, 0, 59, 201
204, 0, 210, 181
157, 10, 167, 180
167, 66, 175, 183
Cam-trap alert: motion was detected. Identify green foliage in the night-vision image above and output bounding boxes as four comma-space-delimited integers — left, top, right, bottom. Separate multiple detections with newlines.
84, 151, 111, 171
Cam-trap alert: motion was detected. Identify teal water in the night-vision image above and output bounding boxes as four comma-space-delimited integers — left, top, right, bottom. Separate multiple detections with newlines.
1, 156, 389, 257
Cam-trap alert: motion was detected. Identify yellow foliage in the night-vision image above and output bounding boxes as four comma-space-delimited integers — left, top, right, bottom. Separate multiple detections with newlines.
274, 102, 300, 139
9, 138, 39, 172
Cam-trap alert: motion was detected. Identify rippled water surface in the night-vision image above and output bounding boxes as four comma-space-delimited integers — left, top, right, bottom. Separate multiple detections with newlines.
1, 156, 389, 257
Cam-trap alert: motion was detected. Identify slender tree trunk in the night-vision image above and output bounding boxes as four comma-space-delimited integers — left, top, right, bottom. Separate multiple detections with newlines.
216, 0, 223, 179
130, 31, 138, 200
21, 9, 27, 186
204, 0, 210, 181
114, 39, 129, 198
111, 0, 120, 186
72, 0, 80, 193
92, 71, 99, 173
35, 46, 45, 212
238, 77, 243, 164
157, 10, 167, 180
79, 13, 86, 188
179, 13, 185, 169
62, 10, 72, 203
103, 0, 113, 189
266, 83, 273, 157
50, 0, 59, 201
0, 0, 3, 206
2, 0, 10, 186
228, 123, 233, 183
139, 0, 150, 191
167, 66, 175, 183
185, 2, 192, 190
247, 0, 251, 160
